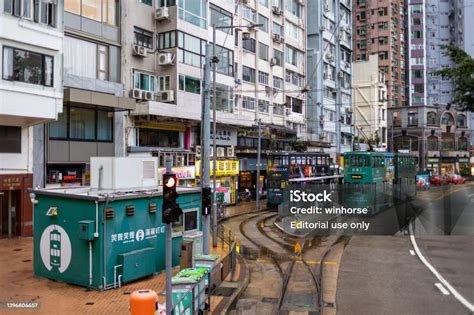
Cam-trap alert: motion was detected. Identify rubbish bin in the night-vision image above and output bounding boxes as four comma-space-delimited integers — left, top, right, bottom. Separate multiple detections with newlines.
172, 268, 208, 314
193, 254, 219, 286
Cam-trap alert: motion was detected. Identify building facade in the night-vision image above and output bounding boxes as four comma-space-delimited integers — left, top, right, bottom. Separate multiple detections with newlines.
1, 0, 64, 237
396, 0, 470, 175
121, 0, 309, 200
352, 0, 407, 110
44, 0, 135, 189
307, 0, 353, 161
352, 55, 388, 148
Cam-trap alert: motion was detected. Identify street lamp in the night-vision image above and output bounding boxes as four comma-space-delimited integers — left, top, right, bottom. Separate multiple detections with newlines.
210, 23, 263, 247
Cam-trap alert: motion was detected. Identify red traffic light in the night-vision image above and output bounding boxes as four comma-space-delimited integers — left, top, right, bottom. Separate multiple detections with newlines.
163, 173, 178, 189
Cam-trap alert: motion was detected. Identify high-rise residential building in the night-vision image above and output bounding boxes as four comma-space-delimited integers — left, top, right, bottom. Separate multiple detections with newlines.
352, 0, 407, 108
394, 0, 470, 176
43, 0, 135, 190
122, 0, 308, 201
1, 0, 64, 237
353, 55, 388, 147
307, 0, 353, 160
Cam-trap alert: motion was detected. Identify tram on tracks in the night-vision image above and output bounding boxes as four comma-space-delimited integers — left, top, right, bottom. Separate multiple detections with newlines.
266, 152, 339, 208
342, 151, 417, 213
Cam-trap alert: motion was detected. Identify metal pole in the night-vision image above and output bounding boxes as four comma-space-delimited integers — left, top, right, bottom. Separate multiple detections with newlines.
212, 25, 218, 248
335, 2, 341, 158
256, 119, 261, 211
165, 157, 173, 315
202, 44, 212, 255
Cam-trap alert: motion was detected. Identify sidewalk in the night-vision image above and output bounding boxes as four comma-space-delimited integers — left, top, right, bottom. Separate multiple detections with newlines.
0, 237, 235, 314
224, 200, 268, 217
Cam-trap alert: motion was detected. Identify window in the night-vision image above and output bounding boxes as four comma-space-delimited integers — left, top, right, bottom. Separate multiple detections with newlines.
214, 84, 234, 112
138, 128, 180, 148
258, 14, 268, 32
178, 74, 200, 94
458, 137, 468, 150
158, 76, 170, 91
158, 31, 177, 49
273, 104, 284, 115
49, 111, 67, 139
242, 6, 256, 22
242, 38, 256, 53
133, 70, 155, 91
97, 110, 113, 141
258, 71, 269, 85
273, 49, 283, 66
0, 126, 21, 153
427, 136, 438, 151
414, 84, 424, 93
412, 69, 423, 79
216, 46, 234, 76
456, 114, 466, 127
287, 96, 302, 113
178, 0, 207, 29
273, 76, 283, 89
258, 42, 269, 61
6, 0, 57, 26
285, 70, 303, 86
3, 46, 53, 87
285, 22, 299, 40
285, 45, 298, 66
258, 100, 270, 113
286, 0, 302, 17
178, 32, 206, 67
69, 107, 96, 140
98, 45, 108, 81
140, 0, 152, 5
392, 112, 401, 126
242, 96, 256, 110
156, 0, 176, 7
183, 209, 199, 232
427, 112, 437, 125
411, 31, 423, 39
242, 66, 256, 83
65, 0, 117, 25
408, 112, 418, 126
258, 0, 268, 6
134, 27, 153, 49
210, 4, 232, 34
272, 22, 283, 36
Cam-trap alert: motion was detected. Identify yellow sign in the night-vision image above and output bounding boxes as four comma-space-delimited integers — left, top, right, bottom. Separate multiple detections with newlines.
294, 242, 302, 258
196, 160, 239, 177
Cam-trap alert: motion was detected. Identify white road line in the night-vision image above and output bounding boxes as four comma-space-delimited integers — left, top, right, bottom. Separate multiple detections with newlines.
409, 223, 474, 312
435, 283, 451, 295
409, 250, 415, 256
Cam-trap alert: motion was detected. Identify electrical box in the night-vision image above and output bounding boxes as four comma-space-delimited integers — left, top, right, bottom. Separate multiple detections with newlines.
78, 220, 95, 241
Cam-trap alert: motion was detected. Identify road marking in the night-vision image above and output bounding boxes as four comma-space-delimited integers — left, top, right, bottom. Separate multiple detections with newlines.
409, 223, 474, 312
435, 283, 451, 296
409, 250, 415, 256
255, 259, 337, 265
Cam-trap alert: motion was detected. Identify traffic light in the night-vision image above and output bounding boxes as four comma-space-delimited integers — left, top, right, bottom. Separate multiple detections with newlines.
162, 173, 182, 224
202, 187, 212, 216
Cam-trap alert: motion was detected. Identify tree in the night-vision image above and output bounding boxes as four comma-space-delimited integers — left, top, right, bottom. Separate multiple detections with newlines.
290, 138, 308, 152
432, 45, 474, 112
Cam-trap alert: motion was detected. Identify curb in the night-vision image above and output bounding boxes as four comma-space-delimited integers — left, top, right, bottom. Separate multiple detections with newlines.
217, 254, 251, 314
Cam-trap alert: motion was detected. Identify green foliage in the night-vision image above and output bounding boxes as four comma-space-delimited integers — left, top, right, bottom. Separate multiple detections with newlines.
432, 45, 474, 112
290, 138, 308, 152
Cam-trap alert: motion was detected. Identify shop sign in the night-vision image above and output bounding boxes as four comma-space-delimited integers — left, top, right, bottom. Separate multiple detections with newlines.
458, 158, 469, 163
110, 226, 165, 245
196, 160, 239, 177
159, 167, 196, 180
1, 177, 22, 190
210, 128, 237, 146
427, 158, 439, 163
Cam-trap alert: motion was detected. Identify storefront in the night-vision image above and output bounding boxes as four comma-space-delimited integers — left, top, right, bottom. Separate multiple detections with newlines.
458, 158, 470, 176
441, 157, 456, 176
238, 158, 267, 199
195, 160, 239, 205
159, 166, 196, 187
0, 174, 33, 237
426, 157, 440, 175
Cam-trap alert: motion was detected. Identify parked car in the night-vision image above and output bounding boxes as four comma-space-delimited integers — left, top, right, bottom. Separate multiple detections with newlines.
446, 174, 466, 184
429, 175, 446, 185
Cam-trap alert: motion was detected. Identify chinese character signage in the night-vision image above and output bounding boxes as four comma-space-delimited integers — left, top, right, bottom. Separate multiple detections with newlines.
210, 128, 237, 146
195, 160, 239, 177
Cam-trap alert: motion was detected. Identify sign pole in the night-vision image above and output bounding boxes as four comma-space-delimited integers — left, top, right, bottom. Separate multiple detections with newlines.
165, 157, 173, 315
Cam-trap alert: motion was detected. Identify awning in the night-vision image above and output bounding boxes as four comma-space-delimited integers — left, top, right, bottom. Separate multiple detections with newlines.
265, 124, 297, 134
64, 88, 135, 111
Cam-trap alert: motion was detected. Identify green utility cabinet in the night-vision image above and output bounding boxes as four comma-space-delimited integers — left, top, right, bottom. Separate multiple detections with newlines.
30, 187, 201, 290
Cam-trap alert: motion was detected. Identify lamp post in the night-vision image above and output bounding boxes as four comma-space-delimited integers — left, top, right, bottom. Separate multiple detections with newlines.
210, 23, 262, 247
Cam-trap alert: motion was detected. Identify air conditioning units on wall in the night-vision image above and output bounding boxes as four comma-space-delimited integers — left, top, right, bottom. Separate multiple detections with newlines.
195, 145, 202, 157
272, 6, 283, 16
156, 90, 175, 103
324, 4, 330, 12
227, 146, 235, 157
133, 45, 147, 57
132, 88, 143, 99
320, 132, 327, 139
155, 7, 169, 21
159, 52, 174, 65
142, 90, 154, 101
270, 57, 278, 66
216, 147, 225, 157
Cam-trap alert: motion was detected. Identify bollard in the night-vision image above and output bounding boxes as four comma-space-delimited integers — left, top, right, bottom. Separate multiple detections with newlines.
130, 289, 158, 315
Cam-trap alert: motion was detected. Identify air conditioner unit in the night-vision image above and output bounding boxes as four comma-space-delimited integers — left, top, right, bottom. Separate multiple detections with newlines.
337, 34, 343, 40
272, 6, 283, 15
159, 52, 174, 65
155, 7, 169, 21
227, 146, 235, 157
320, 132, 327, 139
286, 108, 291, 115
242, 32, 251, 40
132, 88, 143, 99
338, 71, 344, 78
132, 45, 147, 57
272, 33, 281, 42
142, 90, 154, 101
324, 4, 330, 12
319, 115, 325, 124
325, 53, 334, 61
156, 90, 175, 103
320, 26, 326, 32
297, 0, 305, 5
216, 147, 225, 157
270, 57, 278, 66
196, 145, 202, 157
346, 107, 353, 114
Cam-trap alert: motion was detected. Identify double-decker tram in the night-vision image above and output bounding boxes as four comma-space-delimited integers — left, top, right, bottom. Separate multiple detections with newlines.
343, 152, 417, 214
267, 152, 337, 208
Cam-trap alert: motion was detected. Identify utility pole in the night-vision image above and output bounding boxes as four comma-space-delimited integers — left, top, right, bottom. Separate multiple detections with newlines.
164, 157, 173, 315
202, 44, 212, 255
212, 25, 218, 248
335, 1, 342, 159
256, 119, 262, 211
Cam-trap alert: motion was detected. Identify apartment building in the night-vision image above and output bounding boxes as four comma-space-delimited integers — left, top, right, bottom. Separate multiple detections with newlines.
122, 0, 308, 201
352, 0, 406, 108
307, 0, 353, 160
1, 0, 63, 237
44, 0, 135, 188
395, 0, 470, 175
352, 55, 388, 147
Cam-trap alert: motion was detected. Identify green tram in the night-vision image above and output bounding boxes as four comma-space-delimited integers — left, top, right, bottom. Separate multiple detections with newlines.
267, 152, 334, 208
343, 152, 417, 214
